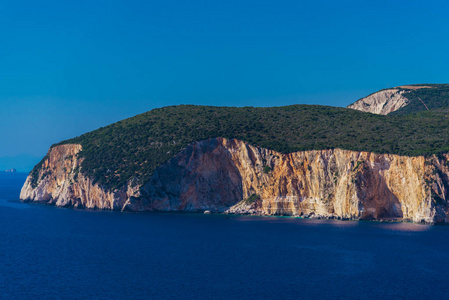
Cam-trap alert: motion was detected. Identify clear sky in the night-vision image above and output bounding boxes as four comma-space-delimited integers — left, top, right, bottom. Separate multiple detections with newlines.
1, 0, 449, 171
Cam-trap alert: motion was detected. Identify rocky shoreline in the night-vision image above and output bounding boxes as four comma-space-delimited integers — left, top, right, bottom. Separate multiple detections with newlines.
21, 138, 449, 224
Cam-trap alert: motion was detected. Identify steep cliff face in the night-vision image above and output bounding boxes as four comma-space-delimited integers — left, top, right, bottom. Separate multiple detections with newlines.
347, 89, 410, 115
20, 144, 140, 210
21, 139, 449, 223
217, 139, 446, 223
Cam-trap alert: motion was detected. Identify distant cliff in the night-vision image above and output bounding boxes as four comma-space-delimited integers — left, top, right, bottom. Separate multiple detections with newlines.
347, 88, 410, 115
347, 84, 449, 115
21, 138, 449, 224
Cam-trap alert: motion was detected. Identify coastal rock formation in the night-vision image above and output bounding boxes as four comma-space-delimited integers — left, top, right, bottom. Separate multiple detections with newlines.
20, 144, 138, 210
21, 138, 449, 223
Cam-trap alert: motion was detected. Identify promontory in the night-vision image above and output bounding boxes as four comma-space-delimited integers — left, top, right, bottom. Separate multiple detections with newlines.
21, 84, 449, 224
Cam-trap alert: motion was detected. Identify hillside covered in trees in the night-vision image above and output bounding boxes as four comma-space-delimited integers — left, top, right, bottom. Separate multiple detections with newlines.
30, 91, 449, 189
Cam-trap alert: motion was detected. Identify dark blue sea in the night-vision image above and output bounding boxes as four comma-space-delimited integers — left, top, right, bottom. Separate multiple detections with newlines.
1, 172, 449, 299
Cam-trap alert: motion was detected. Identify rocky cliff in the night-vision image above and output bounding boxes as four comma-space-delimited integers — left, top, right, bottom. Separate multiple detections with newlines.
20, 144, 140, 210
347, 89, 410, 115
347, 85, 435, 115
21, 138, 449, 223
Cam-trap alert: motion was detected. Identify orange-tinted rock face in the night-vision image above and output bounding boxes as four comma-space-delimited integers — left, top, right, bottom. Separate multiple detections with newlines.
20, 144, 136, 210
20, 139, 449, 223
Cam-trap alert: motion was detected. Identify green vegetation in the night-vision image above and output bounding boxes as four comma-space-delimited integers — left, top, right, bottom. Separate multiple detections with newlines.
30, 154, 49, 188
389, 84, 449, 115
263, 165, 272, 174
245, 194, 260, 205
30, 102, 449, 190
73, 167, 80, 182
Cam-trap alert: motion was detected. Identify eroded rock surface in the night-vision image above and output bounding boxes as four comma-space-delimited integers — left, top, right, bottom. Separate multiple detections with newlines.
21, 138, 449, 223
347, 89, 410, 115
20, 144, 138, 210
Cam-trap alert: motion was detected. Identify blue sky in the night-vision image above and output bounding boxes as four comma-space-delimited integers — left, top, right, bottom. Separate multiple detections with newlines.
1, 0, 449, 171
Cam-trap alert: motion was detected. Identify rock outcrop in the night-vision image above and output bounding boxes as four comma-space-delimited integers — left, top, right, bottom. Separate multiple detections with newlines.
347, 89, 410, 115
347, 85, 435, 115
21, 138, 449, 223
20, 144, 139, 210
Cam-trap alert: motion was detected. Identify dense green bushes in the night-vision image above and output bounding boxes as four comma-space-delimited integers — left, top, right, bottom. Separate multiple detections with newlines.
389, 84, 449, 115
43, 103, 449, 190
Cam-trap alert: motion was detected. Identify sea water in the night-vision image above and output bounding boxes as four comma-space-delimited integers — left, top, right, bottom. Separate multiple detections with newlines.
1, 172, 449, 299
